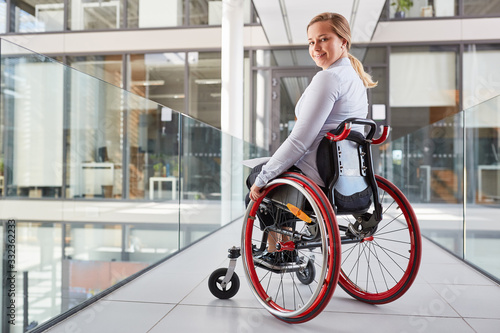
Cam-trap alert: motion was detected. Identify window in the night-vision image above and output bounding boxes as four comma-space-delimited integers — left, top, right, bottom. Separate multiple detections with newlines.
14, 0, 65, 32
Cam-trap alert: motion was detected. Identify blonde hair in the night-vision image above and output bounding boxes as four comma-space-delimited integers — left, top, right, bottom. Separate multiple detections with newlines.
307, 12, 377, 89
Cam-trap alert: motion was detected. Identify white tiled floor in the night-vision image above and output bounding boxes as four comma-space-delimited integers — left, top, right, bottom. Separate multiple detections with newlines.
45, 220, 499, 333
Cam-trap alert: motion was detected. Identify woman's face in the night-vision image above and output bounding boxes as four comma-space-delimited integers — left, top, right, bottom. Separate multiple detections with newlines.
307, 21, 347, 70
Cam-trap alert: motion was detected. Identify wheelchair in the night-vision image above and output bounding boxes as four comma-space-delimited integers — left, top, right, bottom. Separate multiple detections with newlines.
208, 118, 422, 324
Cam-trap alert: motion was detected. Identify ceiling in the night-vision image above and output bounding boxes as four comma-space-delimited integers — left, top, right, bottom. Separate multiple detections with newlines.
252, 0, 387, 45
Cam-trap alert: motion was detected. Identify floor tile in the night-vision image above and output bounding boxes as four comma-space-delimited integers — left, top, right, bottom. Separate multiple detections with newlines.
464, 317, 500, 333
42, 218, 500, 333
325, 282, 460, 318
437, 285, 500, 319
45, 301, 174, 333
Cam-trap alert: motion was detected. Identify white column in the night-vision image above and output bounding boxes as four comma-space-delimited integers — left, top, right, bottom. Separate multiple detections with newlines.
221, 0, 245, 225
221, 0, 244, 139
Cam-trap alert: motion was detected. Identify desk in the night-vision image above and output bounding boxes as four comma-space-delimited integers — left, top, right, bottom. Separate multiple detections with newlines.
81, 162, 114, 196
149, 176, 178, 200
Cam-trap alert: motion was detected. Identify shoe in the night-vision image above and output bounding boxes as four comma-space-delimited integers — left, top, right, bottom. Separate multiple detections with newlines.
254, 250, 278, 264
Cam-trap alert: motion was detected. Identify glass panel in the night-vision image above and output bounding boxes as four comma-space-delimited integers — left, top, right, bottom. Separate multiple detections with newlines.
14, 0, 65, 32
1, 44, 64, 198
390, 46, 459, 139
67, 55, 123, 88
66, 60, 123, 199
129, 53, 186, 112
4, 222, 63, 330
189, 0, 253, 25
0, 0, 7, 33
127, 0, 184, 28
0, 38, 269, 330
388, 0, 457, 19
179, 117, 222, 247
377, 111, 464, 257
252, 49, 315, 67
463, 44, 500, 110
278, 75, 310, 144
465, 95, 500, 279
69, 0, 123, 30
187, 51, 221, 128
128, 100, 181, 200
464, 0, 500, 16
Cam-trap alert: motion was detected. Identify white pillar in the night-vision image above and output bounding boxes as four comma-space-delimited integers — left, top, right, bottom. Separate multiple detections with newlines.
221, 0, 244, 225
221, 0, 244, 139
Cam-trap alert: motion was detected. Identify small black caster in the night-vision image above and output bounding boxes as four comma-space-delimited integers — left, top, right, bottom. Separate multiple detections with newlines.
208, 267, 240, 299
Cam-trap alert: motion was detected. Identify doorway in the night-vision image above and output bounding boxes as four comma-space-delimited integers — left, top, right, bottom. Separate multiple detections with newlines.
270, 69, 317, 153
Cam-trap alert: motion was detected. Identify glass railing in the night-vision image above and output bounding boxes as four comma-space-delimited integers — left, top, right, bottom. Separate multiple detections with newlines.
375, 94, 500, 282
0, 39, 267, 332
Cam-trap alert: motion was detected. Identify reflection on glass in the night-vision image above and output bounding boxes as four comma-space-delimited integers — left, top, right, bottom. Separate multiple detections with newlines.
388, 0, 457, 19
376, 112, 465, 257
127, 0, 184, 28
67, 55, 123, 87
127, 98, 180, 200
189, 0, 253, 25
278, 76, 309, 144
390, 46, 459, 139
179, 117, 222, 247
129, 53, 186, 112
0, 0, 6, 33
463, 44, 500, 110
464, 0, 500, 16
69, 0, 123, 30
253, 49, 315, 67
67, 63, 123, 199
14, 0, 65, 32
2, 51, 64, 198
0, 38, 270, 330
465, 96, 500, 279
188, 52, 221, 127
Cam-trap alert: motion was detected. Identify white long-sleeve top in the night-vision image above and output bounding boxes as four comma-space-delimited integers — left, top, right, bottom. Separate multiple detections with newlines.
254, 57, 368, 188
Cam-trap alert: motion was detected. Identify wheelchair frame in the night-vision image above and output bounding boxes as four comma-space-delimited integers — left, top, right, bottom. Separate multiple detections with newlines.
208, 118, 421, 324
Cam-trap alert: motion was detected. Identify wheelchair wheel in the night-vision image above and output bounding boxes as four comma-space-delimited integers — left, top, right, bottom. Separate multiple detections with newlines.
208, 267, 240, 299
241, 172, 341, 324
338, 175, 422, 304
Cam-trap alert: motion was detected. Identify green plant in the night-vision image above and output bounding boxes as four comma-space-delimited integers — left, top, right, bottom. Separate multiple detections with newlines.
153, 162, 163, 173
0, 157, 3, 174
391, 0, 413, 13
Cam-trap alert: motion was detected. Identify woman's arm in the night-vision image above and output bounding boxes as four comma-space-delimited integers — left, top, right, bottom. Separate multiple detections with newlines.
253, 71, 341, 190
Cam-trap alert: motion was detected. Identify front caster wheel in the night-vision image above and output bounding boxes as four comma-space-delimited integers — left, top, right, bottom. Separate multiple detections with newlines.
208, 267, 240, 299
296, 259, 316, 285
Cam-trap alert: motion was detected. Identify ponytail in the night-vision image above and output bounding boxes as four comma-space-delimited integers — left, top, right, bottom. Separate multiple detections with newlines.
348, 53, 377, 89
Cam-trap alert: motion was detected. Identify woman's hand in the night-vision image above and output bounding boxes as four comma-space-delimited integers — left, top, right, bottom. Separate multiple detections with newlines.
249, 184, 264, 202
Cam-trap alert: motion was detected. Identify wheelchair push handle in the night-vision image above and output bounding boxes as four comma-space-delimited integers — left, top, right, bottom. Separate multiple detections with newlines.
325, 122, 351, 142
327, 118, 390, 145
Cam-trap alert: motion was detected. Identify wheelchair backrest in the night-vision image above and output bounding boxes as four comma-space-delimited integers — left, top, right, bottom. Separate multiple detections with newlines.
316, 128, 378, 216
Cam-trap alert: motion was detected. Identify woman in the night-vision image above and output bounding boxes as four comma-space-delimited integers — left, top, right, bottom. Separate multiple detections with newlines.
247, 12, 377, 255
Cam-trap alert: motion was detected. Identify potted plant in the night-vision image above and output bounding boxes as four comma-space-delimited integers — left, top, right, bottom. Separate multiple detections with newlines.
153, 162, 163, 177
391, 0, 413, 18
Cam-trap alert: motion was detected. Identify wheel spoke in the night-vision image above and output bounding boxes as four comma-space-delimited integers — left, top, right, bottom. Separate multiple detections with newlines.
338, 177, 421, 304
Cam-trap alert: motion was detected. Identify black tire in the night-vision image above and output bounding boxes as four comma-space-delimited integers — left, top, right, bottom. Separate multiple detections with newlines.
242, 172, 341, 324
296, 259, 316, 285
338, 176, 422, 304
208, 267, 240, 299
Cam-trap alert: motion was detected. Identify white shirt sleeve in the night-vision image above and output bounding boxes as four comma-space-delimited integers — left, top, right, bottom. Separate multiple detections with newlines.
254, 70, 341, 188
